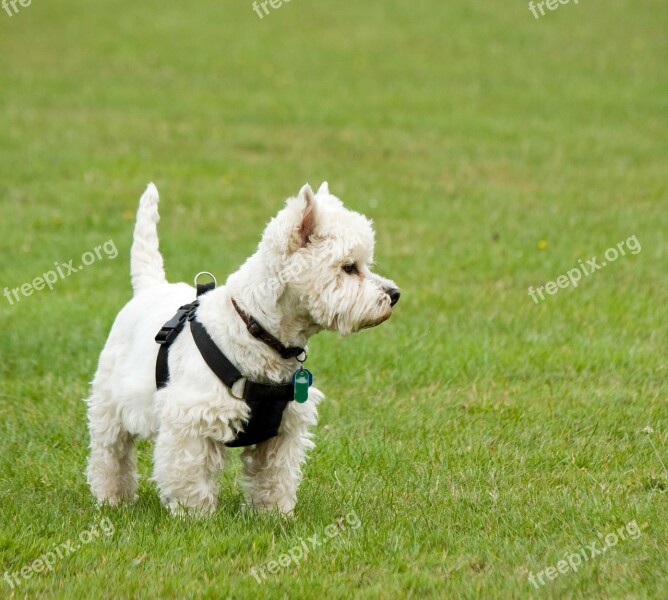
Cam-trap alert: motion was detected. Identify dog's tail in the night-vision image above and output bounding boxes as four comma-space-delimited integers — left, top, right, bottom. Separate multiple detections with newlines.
130, 183, 167, 294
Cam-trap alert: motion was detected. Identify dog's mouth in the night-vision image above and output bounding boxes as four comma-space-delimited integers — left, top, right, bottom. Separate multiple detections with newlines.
358, 311, 392, 331
329, 307, 393, 335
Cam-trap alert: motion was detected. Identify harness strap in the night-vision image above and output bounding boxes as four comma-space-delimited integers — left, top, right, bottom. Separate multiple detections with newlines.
155, 302, 196, 390
155, 283, 294, 402
190, 318, 294, 403
156, 305, 294, 404
155, 281, 216, 389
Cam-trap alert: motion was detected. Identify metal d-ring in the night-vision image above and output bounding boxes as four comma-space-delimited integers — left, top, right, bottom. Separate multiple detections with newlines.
194, 271, 217, 288
297, 349, 308, 364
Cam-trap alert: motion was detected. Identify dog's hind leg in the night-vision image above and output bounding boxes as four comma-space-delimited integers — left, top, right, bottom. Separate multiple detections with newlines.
86, 393, 138, 505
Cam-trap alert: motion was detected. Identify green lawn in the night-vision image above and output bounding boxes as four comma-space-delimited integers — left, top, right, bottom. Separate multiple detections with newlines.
1, 0, 667, 598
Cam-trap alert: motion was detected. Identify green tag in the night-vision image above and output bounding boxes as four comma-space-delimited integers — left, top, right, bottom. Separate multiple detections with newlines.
292, 368, 313, 403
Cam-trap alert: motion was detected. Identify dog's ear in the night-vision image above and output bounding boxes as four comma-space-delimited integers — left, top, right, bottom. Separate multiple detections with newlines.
317, 181, 330, 196
290, 183, 316, 251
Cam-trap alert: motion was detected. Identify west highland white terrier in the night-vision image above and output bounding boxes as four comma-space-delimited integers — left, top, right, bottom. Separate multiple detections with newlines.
85, 182, 399, 515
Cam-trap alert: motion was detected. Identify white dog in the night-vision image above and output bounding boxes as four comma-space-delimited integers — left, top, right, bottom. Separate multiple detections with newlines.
86, 182, 399, 515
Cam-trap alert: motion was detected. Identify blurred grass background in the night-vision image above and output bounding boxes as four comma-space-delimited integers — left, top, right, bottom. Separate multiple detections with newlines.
0, 0, 666, 598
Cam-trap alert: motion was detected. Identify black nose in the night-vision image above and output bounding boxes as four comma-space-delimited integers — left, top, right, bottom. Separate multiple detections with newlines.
386, 288, 400, 307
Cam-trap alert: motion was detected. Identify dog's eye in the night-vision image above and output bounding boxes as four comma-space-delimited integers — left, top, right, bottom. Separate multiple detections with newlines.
342, 263, 358, 275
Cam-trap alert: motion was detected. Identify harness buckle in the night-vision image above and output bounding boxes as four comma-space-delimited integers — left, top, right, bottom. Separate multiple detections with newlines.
155, 303, 195, 345
155, 326, 182, 345
187, 301, 200, 321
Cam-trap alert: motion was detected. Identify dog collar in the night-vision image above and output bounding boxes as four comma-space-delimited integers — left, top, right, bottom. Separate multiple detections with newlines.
231, 298, 306, 361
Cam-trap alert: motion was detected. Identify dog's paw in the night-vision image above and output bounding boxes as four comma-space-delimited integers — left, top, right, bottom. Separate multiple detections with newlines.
167, 500, 217, 519
242, 497, 296, 518
94, 492, 138, 507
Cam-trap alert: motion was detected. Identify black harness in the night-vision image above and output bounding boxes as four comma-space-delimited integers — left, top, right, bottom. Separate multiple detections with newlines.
154, 280, 305, 448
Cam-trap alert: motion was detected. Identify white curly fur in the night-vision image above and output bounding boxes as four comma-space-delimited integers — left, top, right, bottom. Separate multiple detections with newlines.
85, 182, 399, 516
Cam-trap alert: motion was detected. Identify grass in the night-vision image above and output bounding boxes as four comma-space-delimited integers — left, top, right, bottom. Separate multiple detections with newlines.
0, 0, 667, 598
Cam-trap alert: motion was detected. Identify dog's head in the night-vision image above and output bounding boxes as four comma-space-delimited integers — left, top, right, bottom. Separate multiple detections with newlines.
260, 182, 400, 335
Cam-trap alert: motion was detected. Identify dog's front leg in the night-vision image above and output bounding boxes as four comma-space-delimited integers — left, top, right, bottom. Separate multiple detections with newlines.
240, 399, 320, 515
153, 421, 226, 517
153, 390, 225, 514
